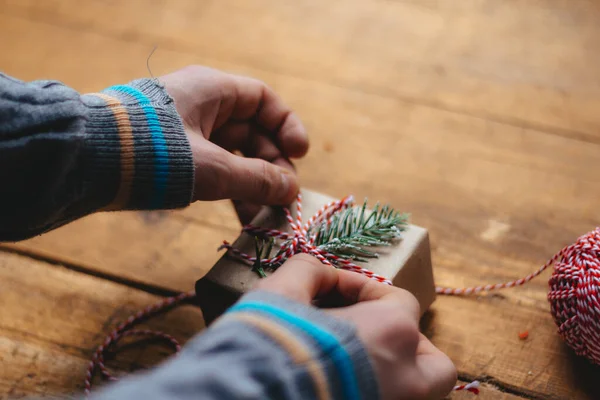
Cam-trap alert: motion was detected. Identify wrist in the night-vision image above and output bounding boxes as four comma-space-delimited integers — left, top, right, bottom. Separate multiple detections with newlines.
82, 78, 195, 211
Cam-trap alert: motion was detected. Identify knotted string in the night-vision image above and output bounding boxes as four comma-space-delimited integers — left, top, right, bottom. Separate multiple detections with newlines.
219, 193, 393, 285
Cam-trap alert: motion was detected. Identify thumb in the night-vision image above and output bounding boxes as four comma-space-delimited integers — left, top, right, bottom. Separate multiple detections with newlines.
192, 141, 299, 205
255, 254, 339, 304
227, 154, 298, 205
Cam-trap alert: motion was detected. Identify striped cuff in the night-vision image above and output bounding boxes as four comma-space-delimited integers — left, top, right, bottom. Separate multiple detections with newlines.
81, 78, 194, 211
217, 291, 380, 400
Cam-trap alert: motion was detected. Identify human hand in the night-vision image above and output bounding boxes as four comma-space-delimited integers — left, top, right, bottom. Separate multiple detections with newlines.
255, 254, 457, 400
159, 66, 308, 224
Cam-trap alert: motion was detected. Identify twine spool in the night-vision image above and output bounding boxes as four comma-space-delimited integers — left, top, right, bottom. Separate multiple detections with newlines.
437, 227, 600, 366
548, 228, 600, 364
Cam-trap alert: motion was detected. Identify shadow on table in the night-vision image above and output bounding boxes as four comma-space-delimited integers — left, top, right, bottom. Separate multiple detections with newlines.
564, 345, 600, 399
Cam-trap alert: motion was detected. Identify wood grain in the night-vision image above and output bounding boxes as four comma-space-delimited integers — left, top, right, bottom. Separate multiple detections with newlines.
1, 1, 600, 399
0, 251, 203, 398
2, 12, 598, 297
3, 207, 238, 293
3, 0, 600, 141
0, 250, 530, 400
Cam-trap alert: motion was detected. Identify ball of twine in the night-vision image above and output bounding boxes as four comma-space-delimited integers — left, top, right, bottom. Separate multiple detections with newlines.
437, 227, 600, 365
547, 227, 600, 364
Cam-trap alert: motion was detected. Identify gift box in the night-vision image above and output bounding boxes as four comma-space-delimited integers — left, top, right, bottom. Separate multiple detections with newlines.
195, 189, 436, 324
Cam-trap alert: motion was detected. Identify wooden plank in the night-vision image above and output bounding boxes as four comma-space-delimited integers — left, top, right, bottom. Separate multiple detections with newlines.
1, 12, 598, 287
1, 12, 598, 297
450, 383, 524, 400
0, 343, 526, 400
1, 9, 600, 400
1, 336, 83, 399
0, 252, 527, 400
429, 296, 600, 400
0, 250, 204, 398
3, 208, 238, 293
3, 0, 600, 141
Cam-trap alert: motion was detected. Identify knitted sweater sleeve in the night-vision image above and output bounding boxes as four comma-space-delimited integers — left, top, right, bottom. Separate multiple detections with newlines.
0, 72, 194, 241
0, 73, 382, 400
88, 291, 380, 400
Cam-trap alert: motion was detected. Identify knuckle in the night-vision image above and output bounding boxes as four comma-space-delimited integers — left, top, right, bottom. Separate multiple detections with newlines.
182, 64, 206, 76
247, 76, 270, 92
250, 77, 268, 88
406, 380, 431, 400
441, 355, 458, 386
391, 287, 421, 317
385, 313, 420, 345
399, 286, 420, 305
212, 159, 231, 200
257, 162, 275, 199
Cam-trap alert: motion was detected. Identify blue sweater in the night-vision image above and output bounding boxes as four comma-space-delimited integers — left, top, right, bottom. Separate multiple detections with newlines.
0, 72, 380, 400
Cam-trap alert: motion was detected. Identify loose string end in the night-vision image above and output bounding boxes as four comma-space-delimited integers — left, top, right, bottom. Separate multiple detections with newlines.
453, 380, 480, 395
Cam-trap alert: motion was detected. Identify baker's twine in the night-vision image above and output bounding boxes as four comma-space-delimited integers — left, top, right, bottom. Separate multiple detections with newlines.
87, 195, 600, 396
83, 290, 196, 396
437, 227, 600, 366
219, 193, 393, 285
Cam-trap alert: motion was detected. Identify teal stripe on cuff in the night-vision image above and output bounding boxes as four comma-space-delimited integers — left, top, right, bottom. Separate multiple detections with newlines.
227, 301, 361, 400
108, 84, 168, 208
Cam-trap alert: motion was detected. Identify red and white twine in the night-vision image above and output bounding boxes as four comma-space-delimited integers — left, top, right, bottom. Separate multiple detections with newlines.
85, 194, 600, 397
437, 227, 600, 365
452, 381, 481, 395
84, 290, 196, 396
219, 193, 393, 285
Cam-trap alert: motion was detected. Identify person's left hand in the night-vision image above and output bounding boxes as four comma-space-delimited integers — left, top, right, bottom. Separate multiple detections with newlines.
159, 66, 309, 224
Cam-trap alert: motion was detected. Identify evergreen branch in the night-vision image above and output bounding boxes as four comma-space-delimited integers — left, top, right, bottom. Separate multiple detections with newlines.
310, 200, 408, 260
249, 199, 409, 278
252, 237, 273, 278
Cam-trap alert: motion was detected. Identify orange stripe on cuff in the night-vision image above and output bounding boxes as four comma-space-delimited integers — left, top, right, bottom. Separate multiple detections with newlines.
224, 312, 332, 400
91, 93, 135, 210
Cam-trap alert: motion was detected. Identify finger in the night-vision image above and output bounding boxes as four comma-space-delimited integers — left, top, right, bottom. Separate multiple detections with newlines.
255, 254, 338, 304
332, 269, 421, 321
215, 122, 294, 169
213, 123, 298, 223
231, 158, 296, 225
193, 141, 299, 204
228, 152, 298, 205
212, 122, 278, 159
211, 122, 253, 152
416, 334, 458, 399
231, 200, 261, 226
212, 122, 297, 175
228, 75, 309, 158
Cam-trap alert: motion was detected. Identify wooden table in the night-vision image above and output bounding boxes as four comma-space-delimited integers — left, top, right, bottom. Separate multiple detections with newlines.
1, 1, 599, 399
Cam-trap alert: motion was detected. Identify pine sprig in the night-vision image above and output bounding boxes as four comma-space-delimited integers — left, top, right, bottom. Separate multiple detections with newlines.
310, 200, 409, 261
250, 200, 409, 277
252, 237, 275, 278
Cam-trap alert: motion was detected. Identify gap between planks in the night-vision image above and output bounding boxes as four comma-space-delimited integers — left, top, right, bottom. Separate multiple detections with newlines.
2, 8, 600, 148
0, 245, 181, 298
1, 246, 543, 400
457, 373, 557, 400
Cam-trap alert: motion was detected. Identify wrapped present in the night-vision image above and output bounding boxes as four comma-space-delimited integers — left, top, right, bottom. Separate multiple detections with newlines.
196, 189, 435, 324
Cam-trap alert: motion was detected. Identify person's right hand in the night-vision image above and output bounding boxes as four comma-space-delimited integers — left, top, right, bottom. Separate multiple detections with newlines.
159, 66, 309, 225
255, 254, 457, 400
